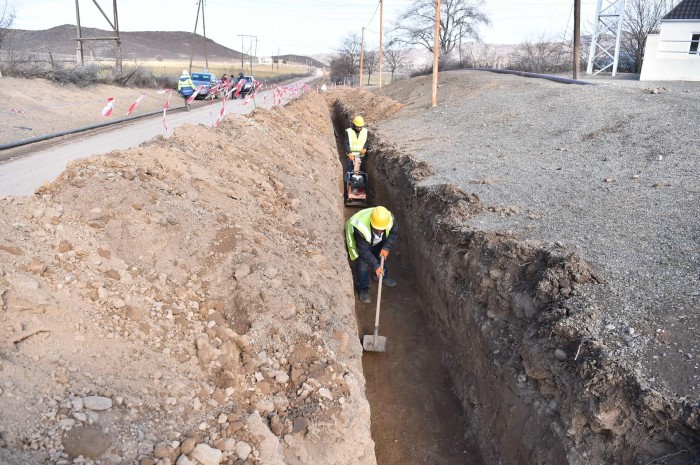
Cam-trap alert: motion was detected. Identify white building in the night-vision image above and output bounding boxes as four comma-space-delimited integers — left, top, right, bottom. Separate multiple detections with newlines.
640, 0, 700, 81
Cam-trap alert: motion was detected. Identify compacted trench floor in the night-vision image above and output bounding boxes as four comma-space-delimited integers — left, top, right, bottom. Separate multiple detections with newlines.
351, 254, 483, 465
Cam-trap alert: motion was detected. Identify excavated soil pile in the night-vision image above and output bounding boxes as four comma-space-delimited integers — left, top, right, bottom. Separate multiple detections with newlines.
333, 83, 700, 465
0, 93, 376, 465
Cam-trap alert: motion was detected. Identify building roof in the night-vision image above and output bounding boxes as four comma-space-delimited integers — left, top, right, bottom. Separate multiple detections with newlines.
663, 0, 700, 20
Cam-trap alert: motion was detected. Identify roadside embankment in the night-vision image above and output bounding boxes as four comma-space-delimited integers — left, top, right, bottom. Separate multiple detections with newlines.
333, 88, 700, 465
0, 92, 376, 465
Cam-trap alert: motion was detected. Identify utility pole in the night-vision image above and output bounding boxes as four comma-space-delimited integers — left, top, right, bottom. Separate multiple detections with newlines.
378, 0, 384, 89
238, 35, 257, 74
75, 0, 84, 66
189, 0, 202, 73
254, 37, 258, 75
573, 0, 581, 79
202, 0, 208, 70
432, 0, 441, 107
277, 47, 280, 72
74, 0, 122, 71
359, 27, 365, 89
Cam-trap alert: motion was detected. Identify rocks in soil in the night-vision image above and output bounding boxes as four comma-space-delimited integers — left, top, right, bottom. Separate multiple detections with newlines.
61, 426, 111, 459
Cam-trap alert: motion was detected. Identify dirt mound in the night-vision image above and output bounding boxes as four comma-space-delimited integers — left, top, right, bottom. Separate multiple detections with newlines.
0, 93, 375, 465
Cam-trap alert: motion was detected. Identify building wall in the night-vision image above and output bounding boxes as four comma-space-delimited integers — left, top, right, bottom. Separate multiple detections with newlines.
640, 20, 700, 81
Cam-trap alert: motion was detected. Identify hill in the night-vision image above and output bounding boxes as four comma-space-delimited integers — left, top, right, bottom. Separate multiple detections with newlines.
274, 54, 327, 68
2, 24, 247, 61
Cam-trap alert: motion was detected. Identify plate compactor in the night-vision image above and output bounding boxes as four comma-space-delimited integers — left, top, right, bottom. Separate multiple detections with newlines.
344, 156, 369, 207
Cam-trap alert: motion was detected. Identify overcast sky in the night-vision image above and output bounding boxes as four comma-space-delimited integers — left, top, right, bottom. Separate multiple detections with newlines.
9, 0, 600, 56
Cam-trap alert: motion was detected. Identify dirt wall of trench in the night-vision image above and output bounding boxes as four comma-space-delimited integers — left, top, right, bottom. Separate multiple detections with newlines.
333, 91, 700, 465
0, 93, 377, 465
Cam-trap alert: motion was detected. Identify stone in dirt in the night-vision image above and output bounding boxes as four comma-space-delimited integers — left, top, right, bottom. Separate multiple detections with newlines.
83, 395, 113, 411
190, 443, 222, 465
61, 426, 111, 458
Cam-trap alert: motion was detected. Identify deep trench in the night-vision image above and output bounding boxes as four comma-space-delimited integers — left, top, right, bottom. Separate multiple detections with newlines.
332, 112, 483, 465
329, 95, 700, 465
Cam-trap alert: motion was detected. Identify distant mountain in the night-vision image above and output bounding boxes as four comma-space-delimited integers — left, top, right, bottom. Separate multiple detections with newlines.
2, 24, 246, 61
274, 54, 327, 68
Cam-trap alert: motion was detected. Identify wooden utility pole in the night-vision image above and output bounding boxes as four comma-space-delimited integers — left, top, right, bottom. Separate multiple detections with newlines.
359, 27, 365, 89
431, 0, 441, 107
378, 0, 384, 89
573, 0, 581, 79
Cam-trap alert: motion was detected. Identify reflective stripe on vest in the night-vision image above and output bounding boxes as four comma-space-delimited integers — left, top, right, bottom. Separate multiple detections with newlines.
344, 207, 393, 261
346, 128, 368, 156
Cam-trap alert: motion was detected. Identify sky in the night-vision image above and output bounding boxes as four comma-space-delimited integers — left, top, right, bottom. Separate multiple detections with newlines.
8, 0, 601, 56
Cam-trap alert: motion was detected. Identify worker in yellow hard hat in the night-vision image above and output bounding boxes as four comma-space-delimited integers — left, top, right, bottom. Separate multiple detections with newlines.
344, 115, 368, 174
177, 70, 196, 110
345, 206, 398, 304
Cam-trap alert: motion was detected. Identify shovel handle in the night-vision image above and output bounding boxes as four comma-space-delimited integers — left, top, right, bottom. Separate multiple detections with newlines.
373, 255, 385, 329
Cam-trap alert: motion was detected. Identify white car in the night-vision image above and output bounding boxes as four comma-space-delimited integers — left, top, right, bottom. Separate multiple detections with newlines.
240, 76, 256, 97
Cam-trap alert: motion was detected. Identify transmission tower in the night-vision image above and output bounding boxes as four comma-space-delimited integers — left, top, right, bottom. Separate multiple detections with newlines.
238, 35, 257, 74
74, 0, 122, 71
586, 0, 626, 76
189, 0, 209, 72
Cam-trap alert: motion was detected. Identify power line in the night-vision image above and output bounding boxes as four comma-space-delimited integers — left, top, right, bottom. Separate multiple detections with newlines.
364, 0, 381, 28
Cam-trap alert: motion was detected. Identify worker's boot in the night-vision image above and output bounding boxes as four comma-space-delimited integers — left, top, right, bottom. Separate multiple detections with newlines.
358, 289, 371, 304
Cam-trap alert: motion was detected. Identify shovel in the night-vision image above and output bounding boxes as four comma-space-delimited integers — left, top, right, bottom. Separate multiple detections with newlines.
362, 255, 388, 352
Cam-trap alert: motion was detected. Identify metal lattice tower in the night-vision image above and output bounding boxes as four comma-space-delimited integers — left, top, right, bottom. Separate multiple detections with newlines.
74, 0, 122, 72
586, 0, 626, 76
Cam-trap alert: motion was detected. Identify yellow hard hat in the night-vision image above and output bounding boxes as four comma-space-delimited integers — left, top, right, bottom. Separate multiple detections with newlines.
353, 116, 365, 127
370, 206, 391, 230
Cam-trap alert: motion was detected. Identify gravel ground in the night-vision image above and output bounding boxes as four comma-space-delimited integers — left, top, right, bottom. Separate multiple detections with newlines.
380, 70, 700, 400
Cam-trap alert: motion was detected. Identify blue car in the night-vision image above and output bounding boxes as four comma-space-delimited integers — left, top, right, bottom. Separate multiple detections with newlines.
190, 72, 221, 99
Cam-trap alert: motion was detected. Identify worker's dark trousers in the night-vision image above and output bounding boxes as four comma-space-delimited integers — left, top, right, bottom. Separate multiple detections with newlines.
356, 244, 390, 291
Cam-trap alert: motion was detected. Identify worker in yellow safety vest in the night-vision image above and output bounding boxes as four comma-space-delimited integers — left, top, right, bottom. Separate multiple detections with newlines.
345, 206, 398, 304
344, 115, 368, 173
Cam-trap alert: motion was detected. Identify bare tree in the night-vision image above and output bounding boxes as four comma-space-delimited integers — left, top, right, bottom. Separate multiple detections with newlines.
508, 34, 569, 74
0, 0, 16, 64
621, 0, 678, 73
394, 0, 490, 58
363, 50, 379, 84
383, 39, 409, 82
331, 33, 361, 84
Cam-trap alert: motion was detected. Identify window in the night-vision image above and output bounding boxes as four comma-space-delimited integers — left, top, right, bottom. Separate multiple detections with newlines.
690, 34, 700, 55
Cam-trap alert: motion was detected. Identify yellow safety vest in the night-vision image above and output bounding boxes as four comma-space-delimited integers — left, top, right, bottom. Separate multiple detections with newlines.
345, 208, 393, 261
346, 128, 368, 157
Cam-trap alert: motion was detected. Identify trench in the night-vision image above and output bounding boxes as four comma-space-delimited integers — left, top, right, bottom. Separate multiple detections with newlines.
332, 111, 483, 465
330, 95, 700, 465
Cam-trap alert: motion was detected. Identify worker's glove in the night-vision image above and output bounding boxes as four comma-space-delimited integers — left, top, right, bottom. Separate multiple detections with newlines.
374, 267, 384, 278
348, 153, 355, 161
360, 148, 367, 155
379, 249, 389, 259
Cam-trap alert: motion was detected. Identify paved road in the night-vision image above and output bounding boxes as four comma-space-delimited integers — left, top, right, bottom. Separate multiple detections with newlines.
0, 77, 315, 196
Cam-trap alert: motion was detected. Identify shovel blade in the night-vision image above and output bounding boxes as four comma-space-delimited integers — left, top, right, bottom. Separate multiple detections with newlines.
362, 334, 388, 352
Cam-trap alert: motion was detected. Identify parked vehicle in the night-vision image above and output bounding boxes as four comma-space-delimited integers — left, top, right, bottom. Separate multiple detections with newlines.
190, 72, 221, 99
239, 75, 256, 97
